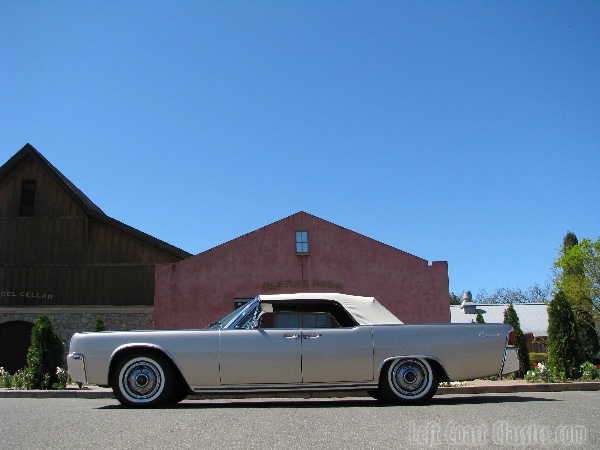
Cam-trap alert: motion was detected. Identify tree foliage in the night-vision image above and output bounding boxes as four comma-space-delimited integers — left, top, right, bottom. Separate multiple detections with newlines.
474, 285, 550, 304
547, 291, 584, 379
475, 311, 485, 323
563, 231, 579, 258
554, 236, 600, 314
553, 234, 600, 361
449, 293, 462, 305
26, 315, 65, 389
503, 303, 530, 377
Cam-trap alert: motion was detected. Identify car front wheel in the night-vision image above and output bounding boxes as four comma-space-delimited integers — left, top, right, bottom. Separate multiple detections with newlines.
112, 352, 175, 408
380, 358, 438, 404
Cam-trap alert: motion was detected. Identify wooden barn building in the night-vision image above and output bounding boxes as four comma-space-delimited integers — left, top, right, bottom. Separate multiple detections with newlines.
0, 144, 190, 373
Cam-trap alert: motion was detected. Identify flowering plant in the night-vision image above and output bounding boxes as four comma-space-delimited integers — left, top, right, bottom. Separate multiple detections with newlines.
0, 367, 11, 388
525, 362, 551, 383
12, 369, 34, 390
54, 367, 70, 390
1, 366, 71, 390
580, 362, 600, 382
439, 381, 467, 387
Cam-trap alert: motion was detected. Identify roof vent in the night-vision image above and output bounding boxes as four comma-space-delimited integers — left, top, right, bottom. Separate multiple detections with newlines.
461, 291, 478, 314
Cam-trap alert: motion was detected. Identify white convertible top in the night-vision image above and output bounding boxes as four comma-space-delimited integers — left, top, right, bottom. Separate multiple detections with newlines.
257, 293, 403, 325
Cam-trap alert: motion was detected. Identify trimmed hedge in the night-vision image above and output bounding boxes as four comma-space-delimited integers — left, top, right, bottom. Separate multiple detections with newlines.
529, 352, 549, 365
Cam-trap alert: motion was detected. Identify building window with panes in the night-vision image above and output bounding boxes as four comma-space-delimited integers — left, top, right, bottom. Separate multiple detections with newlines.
295, 231, 309, 254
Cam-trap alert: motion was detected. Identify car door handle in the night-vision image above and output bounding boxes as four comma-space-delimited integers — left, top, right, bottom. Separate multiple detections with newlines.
282, 333, 300, 339
303, 333, 322, 339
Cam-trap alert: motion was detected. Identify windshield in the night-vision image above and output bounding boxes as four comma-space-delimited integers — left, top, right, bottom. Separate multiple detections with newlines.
206, 298, 259, 329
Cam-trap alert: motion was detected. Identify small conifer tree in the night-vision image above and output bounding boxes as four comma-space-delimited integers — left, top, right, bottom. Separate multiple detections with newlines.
26, 315, 65, 389
503, 303, 530, 377
547, 290, 583, 379
475, 311, 485, 323
93, 317, 106, 332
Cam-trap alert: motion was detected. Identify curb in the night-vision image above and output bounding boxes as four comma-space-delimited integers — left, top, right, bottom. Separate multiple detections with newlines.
436, 382, 600, 395
2, 382, 600, 399
0, 389, 114, 399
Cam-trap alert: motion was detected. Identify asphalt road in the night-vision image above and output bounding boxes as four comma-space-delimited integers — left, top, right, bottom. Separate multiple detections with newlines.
1, 392, 599, 449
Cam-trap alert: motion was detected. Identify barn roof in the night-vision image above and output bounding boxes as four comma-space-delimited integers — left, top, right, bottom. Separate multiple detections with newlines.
0, 143, 191, 259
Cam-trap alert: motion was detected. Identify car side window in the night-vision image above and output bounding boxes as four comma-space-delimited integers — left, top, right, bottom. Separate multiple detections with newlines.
259, 300, 358, 328
260, 311, 341, 329
300, 312, 340, 328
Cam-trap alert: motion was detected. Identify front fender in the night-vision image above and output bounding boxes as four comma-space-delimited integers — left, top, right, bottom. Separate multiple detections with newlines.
108, 343, 182, 386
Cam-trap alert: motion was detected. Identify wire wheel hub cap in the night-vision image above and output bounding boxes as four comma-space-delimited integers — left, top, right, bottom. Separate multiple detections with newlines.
391, 359, 429, 396
122, 361, 162, 399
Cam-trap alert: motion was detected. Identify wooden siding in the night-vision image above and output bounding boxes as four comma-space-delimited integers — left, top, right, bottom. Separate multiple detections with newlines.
0, 155, 88, 219
0, 151, 187, 307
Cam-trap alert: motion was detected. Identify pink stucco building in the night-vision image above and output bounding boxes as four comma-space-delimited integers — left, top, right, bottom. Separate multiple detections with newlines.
154, 211, 450, 329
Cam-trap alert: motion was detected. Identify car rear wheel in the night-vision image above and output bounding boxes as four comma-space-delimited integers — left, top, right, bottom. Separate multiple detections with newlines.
380, 358, 438, 404
112, 352, 175, 408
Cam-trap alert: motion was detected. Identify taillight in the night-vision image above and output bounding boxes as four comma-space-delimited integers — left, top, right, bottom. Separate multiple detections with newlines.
507, 330, 515, 346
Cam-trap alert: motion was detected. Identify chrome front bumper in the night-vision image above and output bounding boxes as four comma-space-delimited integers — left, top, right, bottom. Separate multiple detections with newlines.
67, 353, 87, 384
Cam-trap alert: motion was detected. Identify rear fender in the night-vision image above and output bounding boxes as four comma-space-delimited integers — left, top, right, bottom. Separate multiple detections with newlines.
377, 355, 450, 384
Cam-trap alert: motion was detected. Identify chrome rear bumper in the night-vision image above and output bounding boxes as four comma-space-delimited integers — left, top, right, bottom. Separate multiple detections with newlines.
501, 346, 519, 376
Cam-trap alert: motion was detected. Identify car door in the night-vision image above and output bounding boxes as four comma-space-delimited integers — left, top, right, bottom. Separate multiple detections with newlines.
218, 328, 302, 385
301, 325, 374, 383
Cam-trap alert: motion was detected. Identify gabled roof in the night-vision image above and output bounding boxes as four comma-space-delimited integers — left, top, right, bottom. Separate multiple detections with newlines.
0, 144, 191, 260
450, 303, 549, 338
0, 143, 105, 215
200, 210, 428, 263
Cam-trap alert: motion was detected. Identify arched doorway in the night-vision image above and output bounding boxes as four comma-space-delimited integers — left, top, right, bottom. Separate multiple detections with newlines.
0, 321, 35, 374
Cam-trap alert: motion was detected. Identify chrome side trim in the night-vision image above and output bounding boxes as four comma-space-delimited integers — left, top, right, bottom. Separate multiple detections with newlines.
191, 382, 378, 394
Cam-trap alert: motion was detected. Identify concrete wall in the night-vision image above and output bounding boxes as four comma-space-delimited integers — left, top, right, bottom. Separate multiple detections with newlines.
155, 212, 449, 329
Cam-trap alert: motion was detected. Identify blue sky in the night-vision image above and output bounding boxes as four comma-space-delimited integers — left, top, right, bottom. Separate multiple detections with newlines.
2, 1, 599, 297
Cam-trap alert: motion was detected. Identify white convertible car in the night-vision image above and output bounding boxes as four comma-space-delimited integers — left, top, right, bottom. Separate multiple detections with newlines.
67, 293, 519, 407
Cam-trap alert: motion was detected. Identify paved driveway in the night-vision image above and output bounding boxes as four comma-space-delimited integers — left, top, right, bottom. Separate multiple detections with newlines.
1, 392, 599, 449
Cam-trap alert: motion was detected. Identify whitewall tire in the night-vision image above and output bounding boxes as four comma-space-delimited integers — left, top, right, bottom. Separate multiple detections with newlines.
112, 352, 175, 408
380, 358, 438, 404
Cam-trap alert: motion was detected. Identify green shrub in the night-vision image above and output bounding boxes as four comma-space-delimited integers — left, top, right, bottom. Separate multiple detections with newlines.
93, 317, 105, 332
26, 315, 65, 389
529, 352, 549, 365
547, 291, 584, 379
